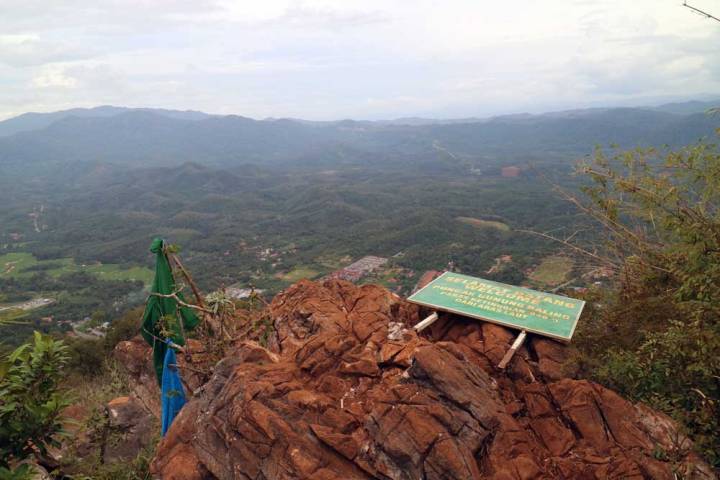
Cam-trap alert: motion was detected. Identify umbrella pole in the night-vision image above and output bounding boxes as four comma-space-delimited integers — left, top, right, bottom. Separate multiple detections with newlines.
168, 252, 225, 339
169, 253, 206, 309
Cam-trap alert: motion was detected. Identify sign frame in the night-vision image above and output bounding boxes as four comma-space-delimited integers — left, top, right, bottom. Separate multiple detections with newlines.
407, 271, 585, 342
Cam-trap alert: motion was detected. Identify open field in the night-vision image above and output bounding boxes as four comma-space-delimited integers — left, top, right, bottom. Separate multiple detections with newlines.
278, 266, 321, 282
456, 217, 510, 232
529, 255, 574, 286
0, 297, 55, 324
0, 252, 153, 284
359, 265, 415, 292
316, 254, 353, 270
81, 264, 154, 283
0, 298, 54, 312
0, 307, 28, 324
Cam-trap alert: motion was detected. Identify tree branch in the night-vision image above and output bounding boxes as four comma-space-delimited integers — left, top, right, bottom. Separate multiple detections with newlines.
516, 228, 621, 269
683, 1, 720, 22
149, 291, 213, 314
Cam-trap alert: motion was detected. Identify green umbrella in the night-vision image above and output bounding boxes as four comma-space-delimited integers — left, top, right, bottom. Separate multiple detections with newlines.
140, 238, 199, 385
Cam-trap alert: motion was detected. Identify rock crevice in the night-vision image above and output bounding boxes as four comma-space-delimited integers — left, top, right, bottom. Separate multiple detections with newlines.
139, 279, 714, 479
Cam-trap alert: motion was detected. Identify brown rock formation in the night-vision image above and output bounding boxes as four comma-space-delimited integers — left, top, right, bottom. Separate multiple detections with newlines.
114, 336, 210, 418
114, 335, 162, 417
145, 279, 714, 479
57, 395, 158, 474
104, 396, 155, 463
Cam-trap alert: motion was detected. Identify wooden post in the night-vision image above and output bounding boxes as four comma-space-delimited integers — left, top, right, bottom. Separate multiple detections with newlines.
169, 253, 206, 308
414, 312, 439, 332
167, 251, 206, 360
498, 330, 527, 369
166, 341, 186, 353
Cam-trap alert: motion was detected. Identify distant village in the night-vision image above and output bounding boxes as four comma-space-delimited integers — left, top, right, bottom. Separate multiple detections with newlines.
325, 255, 389, 282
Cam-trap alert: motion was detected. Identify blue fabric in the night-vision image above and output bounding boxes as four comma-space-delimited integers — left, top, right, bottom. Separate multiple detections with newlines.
161, 346, 186, 436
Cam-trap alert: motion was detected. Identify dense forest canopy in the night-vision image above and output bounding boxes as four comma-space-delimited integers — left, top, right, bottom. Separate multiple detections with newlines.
0, 102, 716, 342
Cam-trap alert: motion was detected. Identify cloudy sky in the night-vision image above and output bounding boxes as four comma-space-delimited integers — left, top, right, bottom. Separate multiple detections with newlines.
1, 0, 719, 120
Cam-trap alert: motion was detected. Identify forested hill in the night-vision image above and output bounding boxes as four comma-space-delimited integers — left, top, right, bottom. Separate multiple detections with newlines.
0, 103, 717, 174
0, 106, 213, 138
0, 100, 717, 317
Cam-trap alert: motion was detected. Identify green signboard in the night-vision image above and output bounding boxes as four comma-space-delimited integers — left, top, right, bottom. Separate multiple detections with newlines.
407, 272, 585, 342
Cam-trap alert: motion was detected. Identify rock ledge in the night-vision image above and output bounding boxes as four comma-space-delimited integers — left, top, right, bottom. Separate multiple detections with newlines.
144, 279, 714, 479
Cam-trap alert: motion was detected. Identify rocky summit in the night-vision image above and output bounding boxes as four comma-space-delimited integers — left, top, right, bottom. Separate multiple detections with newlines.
114, 279, 714, 479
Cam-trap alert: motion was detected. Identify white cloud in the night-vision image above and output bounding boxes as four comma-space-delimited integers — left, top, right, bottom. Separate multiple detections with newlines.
31, 67, 78, 88
0, 35, 94, 67
0, 0, 719, 120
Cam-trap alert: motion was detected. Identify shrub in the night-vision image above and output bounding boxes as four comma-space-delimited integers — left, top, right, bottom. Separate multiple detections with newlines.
571, 132, 720, 466
104, 306, 143, 350
65, 337, 106, 377
0, 332, 71, 475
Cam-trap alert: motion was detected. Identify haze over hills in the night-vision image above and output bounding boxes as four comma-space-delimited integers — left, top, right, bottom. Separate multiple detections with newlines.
0, 100, 717, 177
2, 98, 717, 134
3, 0, 720, 475
0, 98, 717, 346
0, 106, 214, 138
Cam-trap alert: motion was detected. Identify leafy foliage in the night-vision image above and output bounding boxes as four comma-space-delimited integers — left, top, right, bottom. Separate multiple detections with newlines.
103, 306, 144, 349
64, 337, 107, 377
0, 463, 33, 480
574, 132, 720, 466
0, 332, 71, 472
66, 442, 155, 480
50, 355, 157, 480
56, 306, 144, 379
595, 320, 720, 452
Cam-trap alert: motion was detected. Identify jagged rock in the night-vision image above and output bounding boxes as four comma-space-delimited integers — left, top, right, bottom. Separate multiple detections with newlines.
533, 337, 573, 381
145, 279, 714, 479
104, 396, 155, 463
114, 336, 161, 417
57, 396, 157, 474
51, 403, 90, 462
114, 336, 210, 418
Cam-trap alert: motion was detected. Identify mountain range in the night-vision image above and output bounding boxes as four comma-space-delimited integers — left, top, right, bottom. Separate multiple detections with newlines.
0, 98, 717, 270
0, 100, 717, 178
1, 98, 717, 347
